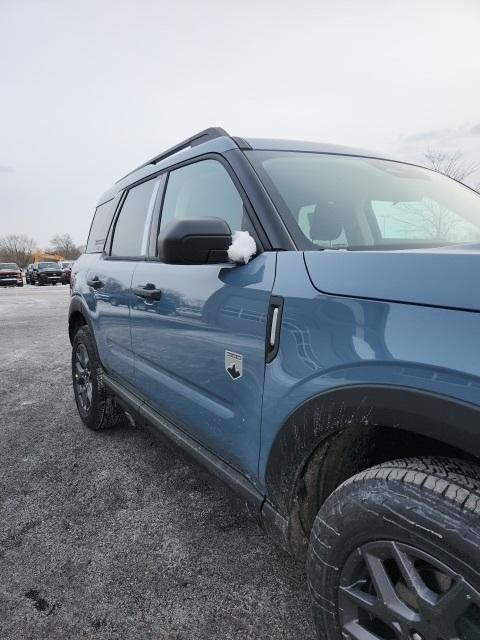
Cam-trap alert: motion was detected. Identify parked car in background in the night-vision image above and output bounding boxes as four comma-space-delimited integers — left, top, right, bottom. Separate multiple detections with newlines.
25, 264, 35, 284
0, 262, 23, 287
31, 261, 63, 285
69, 128, 480, 640
58, 260, 74, 284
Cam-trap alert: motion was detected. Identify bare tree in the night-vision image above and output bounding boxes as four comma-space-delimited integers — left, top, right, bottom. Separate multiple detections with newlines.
423, 148, 480, 184
0, 234, 37, 267
384, 149, 480, 244
49, 233, 82, 260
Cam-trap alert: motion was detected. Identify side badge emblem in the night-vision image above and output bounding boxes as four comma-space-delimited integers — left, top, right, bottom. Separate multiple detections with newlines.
225, 350, 243, 380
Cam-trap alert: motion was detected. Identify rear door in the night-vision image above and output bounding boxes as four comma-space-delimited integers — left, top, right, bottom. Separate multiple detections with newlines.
87, 177, 163, 384
131, 158, 276, 480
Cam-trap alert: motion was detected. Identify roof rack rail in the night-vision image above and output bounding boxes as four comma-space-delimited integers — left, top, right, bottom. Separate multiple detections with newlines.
117, 127, 231, 183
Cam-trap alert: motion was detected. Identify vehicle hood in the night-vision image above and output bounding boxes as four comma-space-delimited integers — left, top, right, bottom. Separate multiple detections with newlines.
0, 269, 19, 275
304, 246, 480, 312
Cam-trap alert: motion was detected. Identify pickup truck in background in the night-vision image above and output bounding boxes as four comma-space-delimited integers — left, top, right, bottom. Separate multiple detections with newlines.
0, 263, 23, 287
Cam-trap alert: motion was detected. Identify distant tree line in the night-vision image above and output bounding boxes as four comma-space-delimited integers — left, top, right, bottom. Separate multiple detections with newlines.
0, 233, 84, 267
49, 234, 85, 260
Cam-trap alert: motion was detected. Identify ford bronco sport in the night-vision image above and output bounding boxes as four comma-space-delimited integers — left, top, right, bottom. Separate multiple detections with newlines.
69, 128, 480, 640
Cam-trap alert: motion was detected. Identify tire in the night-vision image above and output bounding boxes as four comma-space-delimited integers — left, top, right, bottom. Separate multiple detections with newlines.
72, 325, 126, 431
307, 457, 480, 640
17, 282, 23, 287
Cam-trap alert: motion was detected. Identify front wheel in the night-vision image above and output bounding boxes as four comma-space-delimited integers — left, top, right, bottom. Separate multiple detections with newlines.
307, 457, 480, 640
72, 325, 126, 431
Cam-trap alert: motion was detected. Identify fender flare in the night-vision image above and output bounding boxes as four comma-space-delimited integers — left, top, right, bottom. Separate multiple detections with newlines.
265, 384, 480, 515
68, 295, 103, 366
68, 295, 90, 340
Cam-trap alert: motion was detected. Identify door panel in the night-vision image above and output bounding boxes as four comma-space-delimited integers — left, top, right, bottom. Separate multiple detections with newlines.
87, 259, 136, 382
90, 175, 163, 383
131, 253, 276, 480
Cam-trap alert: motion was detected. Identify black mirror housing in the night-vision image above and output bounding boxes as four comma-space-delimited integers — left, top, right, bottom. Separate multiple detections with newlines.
157, 217, 232, 265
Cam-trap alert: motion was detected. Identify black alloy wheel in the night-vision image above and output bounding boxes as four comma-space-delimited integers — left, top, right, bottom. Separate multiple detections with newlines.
71, 325, 127, 430
339, 540, 480, 640
73, 342, 92, 413
307, 457, 480, 640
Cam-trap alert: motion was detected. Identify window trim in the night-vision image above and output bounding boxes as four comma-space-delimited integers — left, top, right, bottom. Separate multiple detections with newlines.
141, 179, 162, 255
148, 173, 168, 258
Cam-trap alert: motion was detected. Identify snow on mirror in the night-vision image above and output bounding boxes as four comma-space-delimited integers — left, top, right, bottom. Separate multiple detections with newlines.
227, 231, 257, 265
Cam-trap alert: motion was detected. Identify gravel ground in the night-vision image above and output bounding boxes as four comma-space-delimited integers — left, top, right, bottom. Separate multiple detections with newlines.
0, 286, 316, 640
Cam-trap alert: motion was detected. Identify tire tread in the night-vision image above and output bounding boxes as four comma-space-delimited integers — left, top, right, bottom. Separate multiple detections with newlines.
341, 456, 480, 516
307, 455, 480, 640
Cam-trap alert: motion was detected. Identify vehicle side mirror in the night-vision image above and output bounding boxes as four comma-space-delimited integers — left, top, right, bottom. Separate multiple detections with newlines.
157, 217, 232, 265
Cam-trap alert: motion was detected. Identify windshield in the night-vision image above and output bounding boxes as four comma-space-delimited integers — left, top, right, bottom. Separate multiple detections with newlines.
0, 263, 19, 270
247, 151, 480, 250
38, 262, 59, 269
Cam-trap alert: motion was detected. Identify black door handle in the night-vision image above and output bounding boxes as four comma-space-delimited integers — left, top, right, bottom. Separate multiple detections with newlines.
133, 284, 162, 301
87, 277, 104, 289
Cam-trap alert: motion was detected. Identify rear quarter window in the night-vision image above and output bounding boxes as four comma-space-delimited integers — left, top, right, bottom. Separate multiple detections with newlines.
86, 199, 116, 253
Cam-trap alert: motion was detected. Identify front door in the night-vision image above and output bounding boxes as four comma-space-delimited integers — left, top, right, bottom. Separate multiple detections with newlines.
130, 159, 276, 481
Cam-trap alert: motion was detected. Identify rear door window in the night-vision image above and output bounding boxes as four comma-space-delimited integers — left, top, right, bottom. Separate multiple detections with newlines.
111, 178, 161, 257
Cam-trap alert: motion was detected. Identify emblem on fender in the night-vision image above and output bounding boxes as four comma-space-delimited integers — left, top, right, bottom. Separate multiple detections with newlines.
225, 350, 243, 380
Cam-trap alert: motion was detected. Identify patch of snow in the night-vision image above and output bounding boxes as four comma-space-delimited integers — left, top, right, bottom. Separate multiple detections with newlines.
227, 231, 256, 265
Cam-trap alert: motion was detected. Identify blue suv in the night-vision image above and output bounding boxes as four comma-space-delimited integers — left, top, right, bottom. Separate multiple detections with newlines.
70, 128, 480, 640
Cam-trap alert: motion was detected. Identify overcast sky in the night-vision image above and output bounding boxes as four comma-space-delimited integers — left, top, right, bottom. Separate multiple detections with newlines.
1, 0, 480, 248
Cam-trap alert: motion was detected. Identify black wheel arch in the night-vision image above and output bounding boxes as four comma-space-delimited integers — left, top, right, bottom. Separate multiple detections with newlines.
265, 384, 480, 556
68, 296, 102, 366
